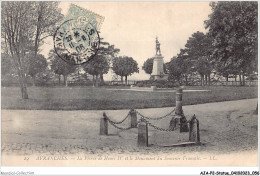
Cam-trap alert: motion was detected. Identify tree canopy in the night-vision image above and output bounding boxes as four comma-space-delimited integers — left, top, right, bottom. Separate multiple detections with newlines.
112, 56, 139, 84
205, 1, 258, 82
142, 58, 154, 75
27, 54, 48, 85
49, 49, 76, 86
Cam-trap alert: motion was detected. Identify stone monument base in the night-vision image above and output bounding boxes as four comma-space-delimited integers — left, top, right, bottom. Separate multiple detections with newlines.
150, 74, 168, 81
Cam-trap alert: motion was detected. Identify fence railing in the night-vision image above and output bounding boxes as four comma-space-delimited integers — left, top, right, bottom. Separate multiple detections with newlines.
210, 80, 258, 86
108, 80, 137, 85
1, 80, 258, 87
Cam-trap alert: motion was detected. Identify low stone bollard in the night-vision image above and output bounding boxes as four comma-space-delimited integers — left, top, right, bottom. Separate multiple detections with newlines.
138, 121, 148, 147
189, 114, 200, 143
169, 117, 180, 130
100, 113, 108, 135
175, 88, 183, 115
130, 109, 137, 128
180, 115, 189, 133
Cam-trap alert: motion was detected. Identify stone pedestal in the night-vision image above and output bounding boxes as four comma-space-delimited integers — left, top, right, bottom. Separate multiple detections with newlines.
189, 115, 200, 143
100, 116, 108, 135
138, 122, 148, 147
175, 88, 183, 115
151, 55, 168, 80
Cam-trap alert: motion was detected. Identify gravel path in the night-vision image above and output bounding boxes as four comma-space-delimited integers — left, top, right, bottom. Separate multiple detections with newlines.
2, 98, 257, 154
1, 99, 258, 166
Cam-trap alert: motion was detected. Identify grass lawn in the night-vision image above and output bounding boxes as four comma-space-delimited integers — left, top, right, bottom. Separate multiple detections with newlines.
1, 86, 258, 110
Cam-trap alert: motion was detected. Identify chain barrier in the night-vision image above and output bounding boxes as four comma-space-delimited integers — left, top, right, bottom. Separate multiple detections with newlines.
105, 111, 131, 124
103, 108, 192, 132
106, 118, 133, 130
140, 118, 179, 132
136, 108, 176, 120
104, 110, 133, 130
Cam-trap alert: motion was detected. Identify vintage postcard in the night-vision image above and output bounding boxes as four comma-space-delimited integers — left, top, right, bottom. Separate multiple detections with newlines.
1, 0, 258, 172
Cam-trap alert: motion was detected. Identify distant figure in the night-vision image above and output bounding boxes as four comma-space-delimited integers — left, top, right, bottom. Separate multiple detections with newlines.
155, 36, 161, 55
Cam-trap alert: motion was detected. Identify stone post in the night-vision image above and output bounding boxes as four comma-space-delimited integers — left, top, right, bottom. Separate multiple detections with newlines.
138, 121, 148, 147
100, 113, 108, 135
169, 117, 180, 131
180, 115, 189, 132
189, 114, 200, 143
130, 109, 137, 128
175, 88, 183, 115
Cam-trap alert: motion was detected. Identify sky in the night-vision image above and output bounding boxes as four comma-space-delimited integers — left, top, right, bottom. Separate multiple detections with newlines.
41, 1, 212, 81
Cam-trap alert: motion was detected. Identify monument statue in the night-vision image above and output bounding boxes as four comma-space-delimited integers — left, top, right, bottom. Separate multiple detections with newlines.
151, 36, 168, 80
155, 36, 161, 56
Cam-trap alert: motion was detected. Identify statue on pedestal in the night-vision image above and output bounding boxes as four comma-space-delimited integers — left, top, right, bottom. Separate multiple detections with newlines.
155, 36, 161, 56
151, 36, 168, 80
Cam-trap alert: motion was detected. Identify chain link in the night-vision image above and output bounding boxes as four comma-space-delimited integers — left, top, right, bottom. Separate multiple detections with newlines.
140, 118, 179, 132
105, 111, 131, 124
103, 108, 192, 132
107, 118, 133, 130
136, 108, 176, 120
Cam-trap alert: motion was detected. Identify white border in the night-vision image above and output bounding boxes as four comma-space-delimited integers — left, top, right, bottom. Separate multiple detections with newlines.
1, 0, 259, 175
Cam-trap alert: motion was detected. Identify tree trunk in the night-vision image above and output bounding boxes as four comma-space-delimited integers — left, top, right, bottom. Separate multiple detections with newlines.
226, 75, 228, 86
58, 75, 61, 84
64, 75, 68, 87
185, 75, 188, 86
20, 74, 29, 99
100, 74, 104, 84
21, 86, 29, 99
242, 73, 245, 86
77, 66, 80, 82
200, 74, 204, 86
208, 73, 210, 86
239, 74, 242, 86
92, 75, 95, 87
95, 75, 99, 87
125, 76, 128, 86
18, 67, 29, 99
32, 76, 36, 87
121, 76, 123, 83
205, 75, 208, 86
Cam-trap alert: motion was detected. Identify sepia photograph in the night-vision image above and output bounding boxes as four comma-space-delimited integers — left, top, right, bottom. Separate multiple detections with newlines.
1, 0, 258, 174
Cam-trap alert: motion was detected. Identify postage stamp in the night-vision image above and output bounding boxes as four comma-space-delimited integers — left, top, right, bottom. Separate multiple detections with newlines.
54, 4, 104, 65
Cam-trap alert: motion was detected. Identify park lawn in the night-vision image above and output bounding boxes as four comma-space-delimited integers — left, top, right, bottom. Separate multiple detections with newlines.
1, 86, 258, 110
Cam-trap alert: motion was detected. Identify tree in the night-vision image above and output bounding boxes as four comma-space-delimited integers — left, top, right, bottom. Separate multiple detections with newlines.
194, 57, 212, 86
167, 57, 185, 84
97, 40, 120, 84
205, 1, 258, 86
1, 1, 63, 98
27, 54, 48, 86
142, 58, 154, 75
2, 2, 35, 98
183, 32, 214, 86
166, 54, 191, 86
82, 55, 110, 87
112, 56, 139, 85
49, 49, 76, 87
32, 2, 63, 56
